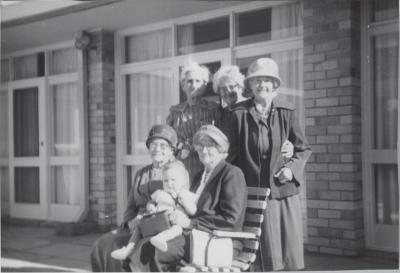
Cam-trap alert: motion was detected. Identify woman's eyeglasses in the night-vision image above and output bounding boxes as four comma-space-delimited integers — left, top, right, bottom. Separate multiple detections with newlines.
193, 143, 217, 152
149, 142, 171, 151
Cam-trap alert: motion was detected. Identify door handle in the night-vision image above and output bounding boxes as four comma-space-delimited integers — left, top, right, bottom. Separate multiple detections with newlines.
40, 141, 44, 146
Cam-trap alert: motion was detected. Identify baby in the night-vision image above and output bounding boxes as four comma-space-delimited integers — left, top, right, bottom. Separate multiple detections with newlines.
111, 160, 197, 260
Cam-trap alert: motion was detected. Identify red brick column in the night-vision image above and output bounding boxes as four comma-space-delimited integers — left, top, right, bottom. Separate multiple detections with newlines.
303, 0, 363, 255
87, 30, 116, 231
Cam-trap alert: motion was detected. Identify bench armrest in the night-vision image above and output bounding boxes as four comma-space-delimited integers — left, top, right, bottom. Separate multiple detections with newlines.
212, 230, 257, 239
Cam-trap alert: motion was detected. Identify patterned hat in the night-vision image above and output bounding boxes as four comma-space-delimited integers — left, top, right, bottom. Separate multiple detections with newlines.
146, 124, 178, 149
193, 125, 229, 153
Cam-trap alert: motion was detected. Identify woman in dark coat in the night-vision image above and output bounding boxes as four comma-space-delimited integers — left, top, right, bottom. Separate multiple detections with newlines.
90, 124, 178, 272
127, 125, 247, 272
222, 58, 312, 271
167, 62, 222, 182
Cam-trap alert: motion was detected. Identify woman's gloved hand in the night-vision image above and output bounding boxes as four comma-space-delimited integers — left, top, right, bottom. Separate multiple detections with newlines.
274, 167, 293, 184
281, 140, 294, 158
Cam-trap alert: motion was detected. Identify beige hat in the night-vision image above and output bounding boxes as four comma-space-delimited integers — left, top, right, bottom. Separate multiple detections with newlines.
193, 125, 229, 153
244, 58, 281, 89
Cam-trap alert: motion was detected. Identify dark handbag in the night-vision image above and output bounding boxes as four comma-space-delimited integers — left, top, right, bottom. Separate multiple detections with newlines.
138, 210, 171, 238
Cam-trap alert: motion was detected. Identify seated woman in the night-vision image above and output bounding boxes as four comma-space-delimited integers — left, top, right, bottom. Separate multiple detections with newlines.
127, 125, 248, 272
110, 160, 197, 259
90, 124, 178, 272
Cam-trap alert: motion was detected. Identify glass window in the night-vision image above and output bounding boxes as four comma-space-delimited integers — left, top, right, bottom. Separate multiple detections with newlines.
126, 69, 173, 154
50, 83, 80, 156
177, 16, 229, 55
372, 33, 398, 149
50, 48, 77, 75
13, 87, 39, 157
1, 59, 9, 83
126, 165, 144, 197
125, 29, 172, 63
13, 53, 45, 80
235, 3, 302, 46
374, 164, 399, 225
1, 167, 9, 203
370, 0, 399, 22
51, 166, 80, 205
236, 8, 272, 45
0, 90, 8, 158
15, 167, 39, 204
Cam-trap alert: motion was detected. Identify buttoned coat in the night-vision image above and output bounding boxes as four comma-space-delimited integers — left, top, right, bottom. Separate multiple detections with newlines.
222, 95, 311, 199
189, 159, 248, 233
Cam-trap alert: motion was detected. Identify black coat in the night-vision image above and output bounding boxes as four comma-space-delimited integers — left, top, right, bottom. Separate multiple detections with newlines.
222, 96, 311, 199
189, 160, 248, 233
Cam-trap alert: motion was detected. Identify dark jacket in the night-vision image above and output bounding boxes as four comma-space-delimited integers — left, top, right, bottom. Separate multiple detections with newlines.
222, 95, 311, 199
189, 160, 248, 233
122, 165, 163, 227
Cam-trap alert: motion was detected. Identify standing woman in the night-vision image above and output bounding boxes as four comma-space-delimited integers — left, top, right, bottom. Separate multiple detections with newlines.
214, 65, 294, 159
222, 58, 311, 271
167, 62, 221, 181
212, 65, 247, 109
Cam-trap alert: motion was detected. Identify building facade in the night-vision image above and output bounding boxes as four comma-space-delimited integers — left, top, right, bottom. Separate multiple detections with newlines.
1, 0, 398, 256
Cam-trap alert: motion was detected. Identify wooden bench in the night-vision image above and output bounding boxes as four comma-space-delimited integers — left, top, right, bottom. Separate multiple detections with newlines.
178, 186, 270, 272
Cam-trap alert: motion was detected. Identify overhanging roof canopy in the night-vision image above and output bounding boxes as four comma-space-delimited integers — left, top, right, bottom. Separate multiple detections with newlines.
1, 0, 243, 54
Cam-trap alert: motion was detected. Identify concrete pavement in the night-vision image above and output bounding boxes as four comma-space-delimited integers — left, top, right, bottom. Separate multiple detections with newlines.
1, 223, 398, 272
2, 224, 96, 272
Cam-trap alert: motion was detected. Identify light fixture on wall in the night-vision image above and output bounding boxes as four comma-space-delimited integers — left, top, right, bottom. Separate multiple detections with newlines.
74, 31, 91, 50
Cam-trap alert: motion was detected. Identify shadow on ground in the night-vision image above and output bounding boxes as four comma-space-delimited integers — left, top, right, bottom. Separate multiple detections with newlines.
2, 267, 74, 272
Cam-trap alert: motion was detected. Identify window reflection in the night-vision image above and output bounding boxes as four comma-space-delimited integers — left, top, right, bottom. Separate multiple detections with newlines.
372, 33, 398, 149
374, 164, 399, 225
177, 17, 229, 55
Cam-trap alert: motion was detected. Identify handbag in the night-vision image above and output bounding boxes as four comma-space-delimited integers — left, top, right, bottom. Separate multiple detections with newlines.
138, 210, 171, 238
190, 229, 233, 267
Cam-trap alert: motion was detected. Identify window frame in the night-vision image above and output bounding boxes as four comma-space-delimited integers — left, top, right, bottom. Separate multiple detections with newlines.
361, 0, 399, 252
115, 0, 303, 224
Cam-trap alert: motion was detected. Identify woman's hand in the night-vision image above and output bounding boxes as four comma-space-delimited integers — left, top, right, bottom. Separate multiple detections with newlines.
274, 167, 293, 183
168, 210, 191, 228
179, 148, 190, 159
281, 140, 294, 158
146, 202, 157, 214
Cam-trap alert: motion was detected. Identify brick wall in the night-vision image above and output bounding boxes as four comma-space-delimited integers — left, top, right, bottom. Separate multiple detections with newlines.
303, 0, 363, 255
87, 29, 117, 232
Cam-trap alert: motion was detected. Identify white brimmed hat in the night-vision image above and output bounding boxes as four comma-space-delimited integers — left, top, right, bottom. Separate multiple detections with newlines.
244, 58, 281, 89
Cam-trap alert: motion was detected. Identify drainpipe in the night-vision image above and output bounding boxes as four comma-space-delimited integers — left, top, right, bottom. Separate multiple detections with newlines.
75, 30, 90, 223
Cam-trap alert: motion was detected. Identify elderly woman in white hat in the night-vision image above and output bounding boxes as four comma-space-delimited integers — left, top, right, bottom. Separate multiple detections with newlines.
167, 62, 222, 182
125, 125, 247, 272
214, 64, 294, 158
222, 58, 312, 271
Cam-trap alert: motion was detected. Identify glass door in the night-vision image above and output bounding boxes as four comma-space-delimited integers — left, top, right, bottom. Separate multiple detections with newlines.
362, 0, 399, 252
1, 86, 9, 217
9, 79, 48, 219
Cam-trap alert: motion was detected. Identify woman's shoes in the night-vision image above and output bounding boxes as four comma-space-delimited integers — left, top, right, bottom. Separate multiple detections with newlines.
110, 243, 135, 260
